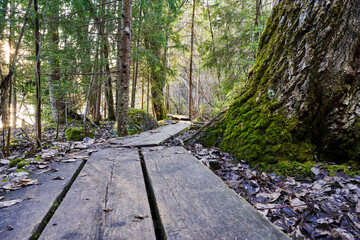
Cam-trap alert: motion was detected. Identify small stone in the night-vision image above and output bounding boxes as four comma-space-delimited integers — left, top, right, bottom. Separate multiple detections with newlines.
12, 172, 29, 178
7, 156, 17, 160
0, 159, 10, 166
7, 225, 14, 230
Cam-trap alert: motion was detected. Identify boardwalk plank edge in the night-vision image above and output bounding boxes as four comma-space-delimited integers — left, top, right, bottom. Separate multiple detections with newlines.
30, 159, 87, 239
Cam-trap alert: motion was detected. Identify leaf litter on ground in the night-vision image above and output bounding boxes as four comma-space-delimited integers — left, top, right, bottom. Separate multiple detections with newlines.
165, 131, 360, 240
0, 123, 104, 195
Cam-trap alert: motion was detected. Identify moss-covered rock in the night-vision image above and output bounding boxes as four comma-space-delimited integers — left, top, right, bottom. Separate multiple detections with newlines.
9, 158, 24, 168
17, 160, 29, 169
65, 128, 84, 141
65, 127, 95, 141
113, 108, 159, 135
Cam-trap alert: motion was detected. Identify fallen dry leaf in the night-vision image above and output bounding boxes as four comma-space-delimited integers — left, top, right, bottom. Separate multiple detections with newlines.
62, 159, 76, 163
0, 199, 23, 208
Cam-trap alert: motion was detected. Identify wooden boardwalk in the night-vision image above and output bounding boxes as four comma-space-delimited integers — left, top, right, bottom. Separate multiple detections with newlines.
0, 122, 289, 240
108, 121, 191, 147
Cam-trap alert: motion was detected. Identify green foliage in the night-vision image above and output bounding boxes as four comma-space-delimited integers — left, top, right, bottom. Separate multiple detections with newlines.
199, 0, 272, 98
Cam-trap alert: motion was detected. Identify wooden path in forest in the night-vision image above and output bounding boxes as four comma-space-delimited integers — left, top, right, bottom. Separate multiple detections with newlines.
0, 122, 289, 240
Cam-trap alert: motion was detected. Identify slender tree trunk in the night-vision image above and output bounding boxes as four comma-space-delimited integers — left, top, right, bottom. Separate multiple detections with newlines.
189, 0, 196, 119
89, 36, 100, 119
254, 0, 261, 29
49, 2, 65, 124
130, 9, 142, 108
11, 79, 16, 129
116, 1, 121, 118
95, 84, 102, 124
166, 84, 170, 113
253, 0, 262, 57
100, 0, 116, 121
5, 17, 13, 156
35, 0, 41, 148
141, 76, 144, 110
5, 76, 12, 156
197, 72, 200, 111
147, 72, 150, 113
117, 0, 132, 136
4, 0, 15, 157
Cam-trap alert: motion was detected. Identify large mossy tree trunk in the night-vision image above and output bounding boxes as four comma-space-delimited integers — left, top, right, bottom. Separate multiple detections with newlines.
193, 0, 360, 172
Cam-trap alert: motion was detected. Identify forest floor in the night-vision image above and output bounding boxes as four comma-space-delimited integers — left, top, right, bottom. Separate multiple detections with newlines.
0, 123, 359, 239
167, 131, 360, 240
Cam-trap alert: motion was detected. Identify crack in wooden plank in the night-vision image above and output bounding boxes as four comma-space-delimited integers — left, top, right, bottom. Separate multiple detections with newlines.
138, 149, 166, 240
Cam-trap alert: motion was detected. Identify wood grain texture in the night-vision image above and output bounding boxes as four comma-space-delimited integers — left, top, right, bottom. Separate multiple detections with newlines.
39, 148, 155, 240
109, 122, 191, 147
102, 149, 155, 240
143, 146, 290, 240
0, 160, 83, 240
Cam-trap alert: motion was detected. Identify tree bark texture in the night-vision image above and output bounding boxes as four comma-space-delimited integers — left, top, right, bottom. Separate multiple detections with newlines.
130, 9, 142, 108
193, 0, 360, 168
98, 0, 116, 121
35, 0, 41, 148
189, 0, 196, 119
116, 1, 122, 119
117, 0, 132, 136
48, 2, 66, 124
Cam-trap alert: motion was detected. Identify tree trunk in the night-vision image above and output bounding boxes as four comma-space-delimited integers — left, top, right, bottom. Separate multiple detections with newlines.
35, 0, 41, 148
116, 1, 121, 119
89, 36, 100, 120
48, 2, 65, 124
150, 67, 166, 120
141, 76, 144, 110
147, 72, 150, 113
130, 9, 142, 108
11, 78, 16, 129
166, 83, 170, 113
189, 0, 196, 119
95, 81, 102, 124
117, 0, 132, 136
193, 0, 360, 172
99, 0, 116, 121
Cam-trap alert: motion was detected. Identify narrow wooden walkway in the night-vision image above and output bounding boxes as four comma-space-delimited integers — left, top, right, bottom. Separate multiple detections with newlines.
0, 122, 289, 240
108, 121, 191, 147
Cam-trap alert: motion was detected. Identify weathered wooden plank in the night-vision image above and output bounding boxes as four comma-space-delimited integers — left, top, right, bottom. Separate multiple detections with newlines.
0, 160, 83, 240
39, 148, 156, 240
167, 114, 191, 121
109, 122, 191, 147
143, 147, 290, 240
